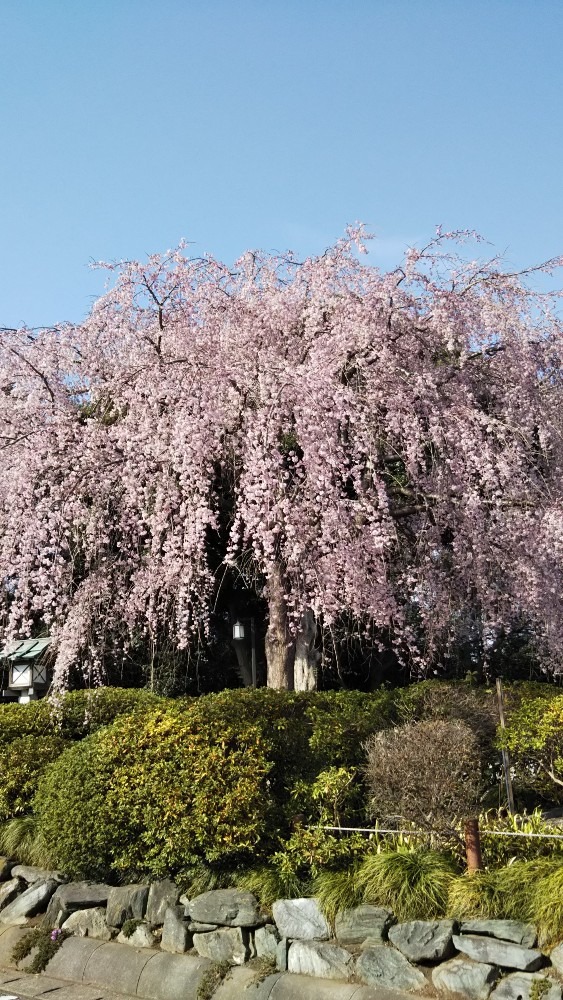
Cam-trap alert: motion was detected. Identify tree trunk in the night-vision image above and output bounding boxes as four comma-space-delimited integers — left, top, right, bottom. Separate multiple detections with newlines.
265, 563, 295, 689
294, 608, 319, 691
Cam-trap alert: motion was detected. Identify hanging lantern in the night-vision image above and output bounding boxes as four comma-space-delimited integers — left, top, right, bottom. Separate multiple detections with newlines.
232, 620, 245, 640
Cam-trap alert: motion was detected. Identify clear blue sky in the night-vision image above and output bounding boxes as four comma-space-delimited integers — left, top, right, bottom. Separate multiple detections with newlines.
1, 0, 562, 328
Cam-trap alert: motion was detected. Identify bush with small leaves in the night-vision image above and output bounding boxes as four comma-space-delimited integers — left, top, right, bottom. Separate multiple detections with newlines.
33, 703, 276, 881
0, 734, 69, 822
366, 718, 484, 832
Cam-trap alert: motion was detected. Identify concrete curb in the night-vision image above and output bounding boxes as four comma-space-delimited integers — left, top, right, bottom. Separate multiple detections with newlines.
0, 924, 404, 1000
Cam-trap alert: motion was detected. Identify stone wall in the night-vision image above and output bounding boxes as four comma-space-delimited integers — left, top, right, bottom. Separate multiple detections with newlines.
1, 860, 563, 1000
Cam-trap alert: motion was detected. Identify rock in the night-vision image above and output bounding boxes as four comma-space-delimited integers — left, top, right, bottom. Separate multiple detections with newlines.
432, 957, 500, 1000
357, 946, 427, 992
254, 924, 281, 960
361, 936, 388, 950
10, 865, 66, 885
189, 921, 219, 932
0, 878, 22, 911
453, 935, 544, 972
335, 905, 394, 946
0, 878, 58, 922
106, 884, 149, 927
117, 922, 157, 948
160, 905, 191, 954
288, 940, 353, 980
276, 937, 289, 972
272, 898, 330, 941
61, 907, 112, 941
145, 879, 179, 926
0, 858, 12, 881
491, 973, 561, 1000
389, 920, 456, 963
45, 881, 113, 927
550, 943, 563, 975
193, 926, 250, 965
461, 921, 538, 949
189, 889, 260, 928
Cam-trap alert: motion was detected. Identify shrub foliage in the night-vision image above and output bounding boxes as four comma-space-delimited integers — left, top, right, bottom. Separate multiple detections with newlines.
366, 718, 484, 831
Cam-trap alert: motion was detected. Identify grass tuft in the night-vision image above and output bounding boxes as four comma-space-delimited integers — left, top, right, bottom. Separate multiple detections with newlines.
312, 866, 363, 925
236, 864, 310, 908
0, 815, 51, 867
357, 847, 459, 921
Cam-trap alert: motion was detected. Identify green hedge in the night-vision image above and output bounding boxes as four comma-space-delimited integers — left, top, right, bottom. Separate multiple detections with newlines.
0, 688, 163, 748
33, 704, 276, 881
501, 691, 563, 804
0, 735, 70, 822
1, 680, 561, 884
30, 688, 397, 882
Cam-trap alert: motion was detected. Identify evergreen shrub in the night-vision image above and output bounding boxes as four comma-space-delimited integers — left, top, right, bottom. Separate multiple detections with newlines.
30, 687, 397, 882
33, 703, 276, 881
500, 692, 563, 804
0, 734, 69, 822
0, 687, 163, 749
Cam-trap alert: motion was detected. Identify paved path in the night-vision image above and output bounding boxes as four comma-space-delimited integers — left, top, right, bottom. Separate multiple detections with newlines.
0, 968, 134, 1000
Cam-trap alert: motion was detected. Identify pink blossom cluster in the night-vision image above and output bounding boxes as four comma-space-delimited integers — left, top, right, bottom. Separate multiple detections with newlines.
1, 229, 562, 688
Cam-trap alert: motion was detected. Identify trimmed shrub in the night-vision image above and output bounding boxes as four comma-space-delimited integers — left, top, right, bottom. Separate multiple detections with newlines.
501, 692, 563, 804
33, 704, 276, 882
366, 718, 484, 832
0, 734, 69, 822
0, 687, 163, 750
55, 687, 164, 740
0, 701, 51, 747
169, 687, 396, 826
395, 680, 498, 749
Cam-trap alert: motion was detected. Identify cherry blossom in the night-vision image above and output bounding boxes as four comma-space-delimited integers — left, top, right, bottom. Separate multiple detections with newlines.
1, 229, 562, 689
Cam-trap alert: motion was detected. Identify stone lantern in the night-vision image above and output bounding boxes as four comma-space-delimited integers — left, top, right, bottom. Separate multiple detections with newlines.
0, 637, 51, 703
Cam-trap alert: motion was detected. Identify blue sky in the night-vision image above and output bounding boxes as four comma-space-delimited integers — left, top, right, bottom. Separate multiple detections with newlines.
1, 0, 562, 328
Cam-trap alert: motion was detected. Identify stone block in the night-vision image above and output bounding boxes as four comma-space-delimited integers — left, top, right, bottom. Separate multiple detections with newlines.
389, 919, 456, 962
432, 956, 500, 1000
10, 865, 65, 885
160, 905, 191, 954
0, 879, 58, 922
117, 922, 157, 948
550, 943, 563, 975
189, 921, 218, 932
272, 898, 330, 941
106, 883, 149, 927
461, 920, 537, 948
81, 940, 155, 993
45, 881, 112, 927
356, 946, 427, 992
0, 878, 22, 912
288, 940, 353, 980
146, 879, 180, 926
136, 952, 214, 1000
61, 907, 112, 941
189, 888, 260, 927
44, 936, 106, 980
254, 923, 281, 960
193, 925, 250, 965
276, 936, 289, 972
453, 934, 543, 972
335, 904, 393, 946
491, 973, 561, 1000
